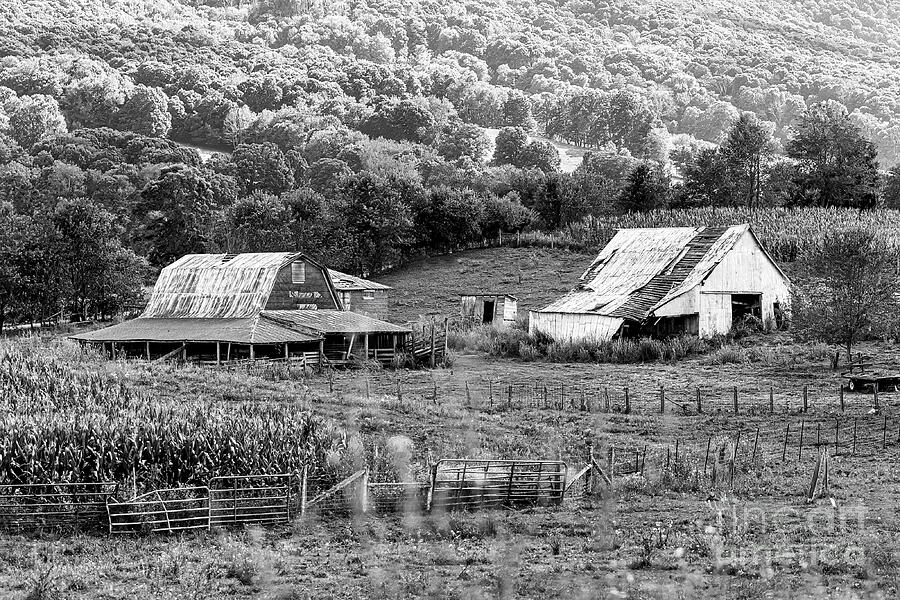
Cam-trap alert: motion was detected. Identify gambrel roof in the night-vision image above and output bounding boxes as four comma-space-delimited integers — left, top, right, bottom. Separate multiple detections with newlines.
539, 224, 787, 321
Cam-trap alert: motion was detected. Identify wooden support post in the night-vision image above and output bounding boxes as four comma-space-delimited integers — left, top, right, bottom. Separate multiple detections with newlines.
798, 420, 805, 461
783, 423, 790, 462
704, 436, 711, 473
697, 388, 702, 414
839, 385, 845, 412
216, 342, 221, 365
429, 322, 436, 368
284, 343, 289, 360
752, 428, 759, 462
111, 342, 116, 359
660, 385, 665, 414
733, 386, 738, 414
318, 339, 324, 370
249, 344, 255, 361
226, 342, 232, 362
145, 341, 151, 360
363, 334, 369, 361
624, 387, 630, 414
181, 343, 187, 362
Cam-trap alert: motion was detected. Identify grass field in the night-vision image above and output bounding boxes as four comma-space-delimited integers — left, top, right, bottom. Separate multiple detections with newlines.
378, 246, 595, 323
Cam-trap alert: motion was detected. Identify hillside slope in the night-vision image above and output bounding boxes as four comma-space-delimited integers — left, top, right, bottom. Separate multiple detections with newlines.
377, 246, 594, 323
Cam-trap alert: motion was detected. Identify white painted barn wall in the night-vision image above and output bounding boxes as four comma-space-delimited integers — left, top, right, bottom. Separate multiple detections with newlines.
529, 311, 624, 342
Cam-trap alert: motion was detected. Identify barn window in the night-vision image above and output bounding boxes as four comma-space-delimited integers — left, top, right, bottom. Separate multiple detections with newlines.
291, 262, 306, 284
363, 290, 375, 300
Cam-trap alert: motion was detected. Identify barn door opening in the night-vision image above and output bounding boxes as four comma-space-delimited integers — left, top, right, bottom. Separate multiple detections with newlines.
482, 300, 495, 324
731, 293, 762, 325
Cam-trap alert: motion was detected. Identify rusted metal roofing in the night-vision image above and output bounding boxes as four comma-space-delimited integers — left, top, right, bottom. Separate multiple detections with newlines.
70, 316, 321, 344
142, 252, 306, 319
327, 269, 392, 291
263, 310, 410, 334
539, 224, 777, 323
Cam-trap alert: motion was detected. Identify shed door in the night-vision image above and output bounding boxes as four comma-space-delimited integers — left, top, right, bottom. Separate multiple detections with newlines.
482, 300, 495, 324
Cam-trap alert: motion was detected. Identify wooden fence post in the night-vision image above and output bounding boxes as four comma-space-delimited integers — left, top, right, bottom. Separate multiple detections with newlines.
883, 415, 888, 449
803, 385, 808, 413
752, 428, 759, 462
660, 385, 665, 414
839, 385, 845, 412
696, 388, 702, 414
769, 386, 774, 414
798, 420, 805, 461
852, 418, 857, 455
783, 423, 790, 462
674, 439, 679, 474
704, 436, 711, 473
604, 387, 610, 412
733, 386, 738, 414
300, 464, 308, 516
624, 387, 630, 414
834, 419, 839, 450
507, 384, 512, 409
874, 385, 879, 411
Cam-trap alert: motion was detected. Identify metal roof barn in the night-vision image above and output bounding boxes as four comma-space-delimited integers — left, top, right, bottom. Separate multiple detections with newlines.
530, 224, 790, 342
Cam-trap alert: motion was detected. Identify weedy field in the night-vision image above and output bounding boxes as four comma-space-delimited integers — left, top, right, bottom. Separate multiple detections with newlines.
2, 332, 900, 599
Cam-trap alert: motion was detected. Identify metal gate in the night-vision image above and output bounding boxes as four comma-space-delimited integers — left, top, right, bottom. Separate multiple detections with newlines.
107, 486, 210, 534
428, 459, 566, 511
209, 474, 293, 527
0, 482, 117, 531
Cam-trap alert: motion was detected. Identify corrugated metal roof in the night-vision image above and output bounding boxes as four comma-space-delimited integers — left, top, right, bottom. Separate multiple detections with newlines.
539, 224, 776, 323
263, 310, 410, 334
142, 252, 305, 319
70, 316, 321, 344
541, 227, 700, 314
327, 269, 392, 291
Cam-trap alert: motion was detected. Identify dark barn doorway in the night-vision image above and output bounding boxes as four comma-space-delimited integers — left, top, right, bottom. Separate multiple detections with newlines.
731, 293, 762, 324
482, 300, 495, 324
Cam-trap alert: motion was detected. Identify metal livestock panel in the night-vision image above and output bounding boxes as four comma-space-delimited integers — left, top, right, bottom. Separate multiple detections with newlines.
0, 482, 118, 532
429, 460, 566, 511
209, 474, 293, 527
107, 487, 210, 534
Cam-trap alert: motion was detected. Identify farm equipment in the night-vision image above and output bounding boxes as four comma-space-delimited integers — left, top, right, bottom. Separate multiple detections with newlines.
841, 355, 900, 392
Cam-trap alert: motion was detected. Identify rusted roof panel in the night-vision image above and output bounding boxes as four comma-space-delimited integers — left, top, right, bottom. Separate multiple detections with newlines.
142, 252, 304, 319
541, 227, 700, 314
327, 269, 392, 291
263, 310, 410, 334
70, 316, 321, 344
539, 224, 764, 323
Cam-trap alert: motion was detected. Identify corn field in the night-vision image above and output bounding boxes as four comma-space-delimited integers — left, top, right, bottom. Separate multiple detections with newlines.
511, 208, 900, 261
0, 341, 351, 492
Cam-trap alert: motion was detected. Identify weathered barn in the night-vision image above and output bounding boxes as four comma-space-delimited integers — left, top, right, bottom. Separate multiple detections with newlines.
460, 294, 518, 327
327, 269, 392, 320
530, 225, 790, 342
71, 252, 409, 365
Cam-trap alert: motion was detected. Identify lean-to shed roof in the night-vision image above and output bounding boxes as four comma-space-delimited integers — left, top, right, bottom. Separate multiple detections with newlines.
327, 269, 392, 291
263, 310, 410, 335
539, 224, 783, 322
70, 316, 321, 344
142, 252, 306, 319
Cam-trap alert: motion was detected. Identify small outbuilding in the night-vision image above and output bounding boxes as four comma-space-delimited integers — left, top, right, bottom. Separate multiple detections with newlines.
460, 294, 518, 327
530, 224, 790, 342
328, 269, 392, 320
71, 252, 409, 365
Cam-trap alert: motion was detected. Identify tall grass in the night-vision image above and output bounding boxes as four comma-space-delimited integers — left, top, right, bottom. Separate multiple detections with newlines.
0, 340, 351, 491
448, 325, 722, 364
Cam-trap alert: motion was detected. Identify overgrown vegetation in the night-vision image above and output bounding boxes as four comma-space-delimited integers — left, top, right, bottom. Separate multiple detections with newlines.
449, 324, 729, 364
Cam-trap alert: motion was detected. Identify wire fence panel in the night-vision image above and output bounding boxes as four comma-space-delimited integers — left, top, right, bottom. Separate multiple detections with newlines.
430, 459, 567, 511
209, 474, 293, 527
0, 482, 118, 532
107, 486, 210, 534
305, 470, 368, 516
366, 482, 429, 515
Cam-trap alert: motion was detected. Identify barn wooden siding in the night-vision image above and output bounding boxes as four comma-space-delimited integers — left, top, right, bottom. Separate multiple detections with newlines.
532, 225, 790, 343
265, 260, 340, 311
